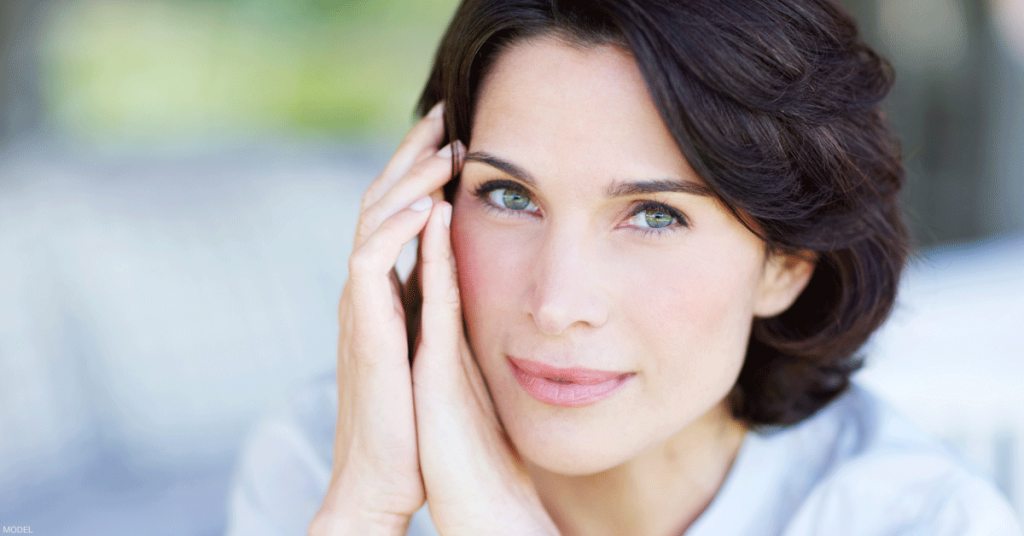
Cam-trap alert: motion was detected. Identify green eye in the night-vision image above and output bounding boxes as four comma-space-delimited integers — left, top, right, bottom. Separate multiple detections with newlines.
503, 189, 531, 210
625, 202, 686, 232
644, 210, 675, 228
488, 188, 537, 212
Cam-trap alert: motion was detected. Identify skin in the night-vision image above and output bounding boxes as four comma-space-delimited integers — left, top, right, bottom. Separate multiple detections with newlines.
311, 35, 814, 536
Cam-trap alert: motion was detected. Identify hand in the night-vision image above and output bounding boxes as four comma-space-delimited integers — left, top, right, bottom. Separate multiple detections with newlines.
309, 103, 454, 536
411, 195, 561, 536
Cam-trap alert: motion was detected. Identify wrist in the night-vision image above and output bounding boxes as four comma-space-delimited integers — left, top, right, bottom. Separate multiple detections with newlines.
308, 500, 411, 536
310, 471, 416, 536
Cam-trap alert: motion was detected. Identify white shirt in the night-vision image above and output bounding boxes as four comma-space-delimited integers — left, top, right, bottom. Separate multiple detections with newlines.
226, 373, 1023, 535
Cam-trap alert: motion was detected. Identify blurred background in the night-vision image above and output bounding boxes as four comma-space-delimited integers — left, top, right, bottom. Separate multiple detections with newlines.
0, 0, 1022, 534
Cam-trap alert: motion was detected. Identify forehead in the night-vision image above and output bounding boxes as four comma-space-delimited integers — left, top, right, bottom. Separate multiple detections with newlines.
470, 36, 696, 188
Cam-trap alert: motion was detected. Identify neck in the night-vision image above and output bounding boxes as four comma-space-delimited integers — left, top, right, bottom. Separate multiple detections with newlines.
527, 401, 746, 536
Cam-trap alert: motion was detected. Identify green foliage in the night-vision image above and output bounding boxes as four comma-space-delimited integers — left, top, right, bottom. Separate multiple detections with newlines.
40, 0, 459, 143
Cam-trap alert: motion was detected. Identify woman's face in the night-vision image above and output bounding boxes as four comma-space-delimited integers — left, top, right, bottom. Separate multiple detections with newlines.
450, 37, 810, 476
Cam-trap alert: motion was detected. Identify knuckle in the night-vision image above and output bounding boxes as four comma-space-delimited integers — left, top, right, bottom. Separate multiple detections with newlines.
408, 153, 447, 181
347, 245, 377, 278
355, 213, 381, 242
394, 119, 437, 155
424, 272, 461, 308
402, 161, 428, 184
443, 284, 461, 307
359, 187, 378, 212
411, 112, 443, 135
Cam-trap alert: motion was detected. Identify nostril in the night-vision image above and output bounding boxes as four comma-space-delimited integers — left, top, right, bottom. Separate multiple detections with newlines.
526, 238, 610, 333
532, 303, 573, 336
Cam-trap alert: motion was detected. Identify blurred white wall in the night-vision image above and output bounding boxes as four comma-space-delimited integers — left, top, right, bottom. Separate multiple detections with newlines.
858, 234, 1024, 515
0, 142, 379, 534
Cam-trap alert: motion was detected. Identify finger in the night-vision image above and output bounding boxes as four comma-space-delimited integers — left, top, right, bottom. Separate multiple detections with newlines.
361, 102, 445, 210
355, 142, 462, 247
416, 201, 461, 373
415, 202, 499, 414
348, 197, 435, 336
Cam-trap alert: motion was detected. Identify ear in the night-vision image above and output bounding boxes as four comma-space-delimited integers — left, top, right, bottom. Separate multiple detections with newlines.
752, 250, 817, 318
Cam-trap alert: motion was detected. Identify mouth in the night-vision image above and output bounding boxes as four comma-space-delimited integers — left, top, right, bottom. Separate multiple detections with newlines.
507, 356, 634, 408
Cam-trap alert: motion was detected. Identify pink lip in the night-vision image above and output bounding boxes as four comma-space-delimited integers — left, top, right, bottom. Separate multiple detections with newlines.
507, 356, 634, 407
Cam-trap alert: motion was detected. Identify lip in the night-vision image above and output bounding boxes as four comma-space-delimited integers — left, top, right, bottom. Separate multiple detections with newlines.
507, 356, 634, 407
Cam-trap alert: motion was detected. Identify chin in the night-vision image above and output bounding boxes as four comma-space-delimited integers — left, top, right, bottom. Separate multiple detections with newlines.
490, 370, 742, 479
491, 382, 657, 477
519, 430, 637, 476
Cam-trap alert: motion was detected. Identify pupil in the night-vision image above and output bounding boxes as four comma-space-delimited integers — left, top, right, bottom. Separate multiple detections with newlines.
503, 190, 530, 210
645, 211, 673, 228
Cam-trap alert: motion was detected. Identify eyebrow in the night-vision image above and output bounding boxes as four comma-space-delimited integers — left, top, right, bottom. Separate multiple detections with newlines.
464, 151, 538, 188
463, 150, 714, 198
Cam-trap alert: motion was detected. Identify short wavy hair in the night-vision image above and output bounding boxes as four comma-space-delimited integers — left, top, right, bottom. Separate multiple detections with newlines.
416, 0, 909, 427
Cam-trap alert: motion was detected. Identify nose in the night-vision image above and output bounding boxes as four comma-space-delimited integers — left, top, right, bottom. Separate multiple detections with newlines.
525, 228, 610, 335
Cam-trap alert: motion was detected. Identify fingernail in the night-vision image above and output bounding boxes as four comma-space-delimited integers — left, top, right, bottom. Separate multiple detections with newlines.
410, 196, 433, 212
442, 205, 452, 228
436, 143, 453, 159
427, 102, 444, 118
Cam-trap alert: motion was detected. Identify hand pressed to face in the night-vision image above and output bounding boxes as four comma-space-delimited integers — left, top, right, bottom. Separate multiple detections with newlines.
311, 103, 455, 536
312, 99, 558, 536
411, 198, 560, 536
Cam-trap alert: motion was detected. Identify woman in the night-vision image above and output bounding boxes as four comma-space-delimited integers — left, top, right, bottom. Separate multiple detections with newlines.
228, 1, 1023, 534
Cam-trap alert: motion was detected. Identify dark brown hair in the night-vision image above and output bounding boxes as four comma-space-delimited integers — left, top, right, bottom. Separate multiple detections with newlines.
416, 0, 909, 427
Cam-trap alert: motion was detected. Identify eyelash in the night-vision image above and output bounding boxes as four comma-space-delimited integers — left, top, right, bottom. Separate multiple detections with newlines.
471, 179, 539, 218
470, 179, 690, 235
628, 200, 690, 236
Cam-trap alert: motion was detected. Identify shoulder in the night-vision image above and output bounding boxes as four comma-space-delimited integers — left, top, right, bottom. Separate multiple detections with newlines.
225, 372, 338, 536
690, 385, 1021, 536
779, 385, 1023, 535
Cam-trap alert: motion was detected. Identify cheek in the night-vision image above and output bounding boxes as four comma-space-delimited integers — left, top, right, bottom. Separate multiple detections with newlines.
450, 209, 526, 340
616, 244, 762, 402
